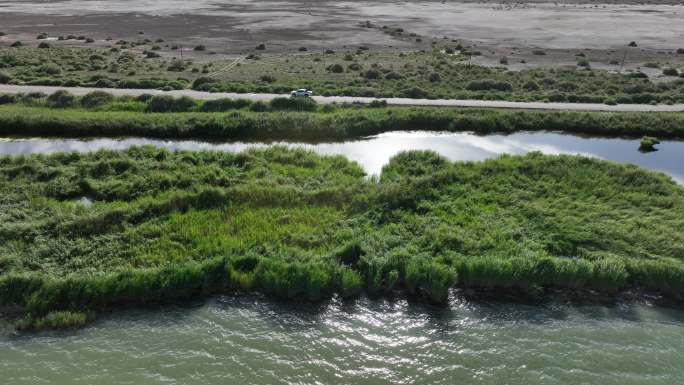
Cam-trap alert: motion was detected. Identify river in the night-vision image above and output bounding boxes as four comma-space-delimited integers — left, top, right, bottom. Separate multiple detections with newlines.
0, 131, 682, 183
2, 294, 684, 385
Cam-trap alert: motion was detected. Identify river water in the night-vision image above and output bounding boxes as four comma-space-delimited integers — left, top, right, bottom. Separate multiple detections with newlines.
0, 131, 682, 183
2, 294, 684, 385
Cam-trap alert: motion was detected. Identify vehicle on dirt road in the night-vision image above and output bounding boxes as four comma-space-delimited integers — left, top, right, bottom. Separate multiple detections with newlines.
290, 89, 313, 97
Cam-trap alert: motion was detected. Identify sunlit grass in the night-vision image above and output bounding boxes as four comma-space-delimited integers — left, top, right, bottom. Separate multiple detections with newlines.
1, 147, 684, 329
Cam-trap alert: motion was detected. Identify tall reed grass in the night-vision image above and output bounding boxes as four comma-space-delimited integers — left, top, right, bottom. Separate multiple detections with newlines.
2, 147, 684, 330
0, 104, 682, 141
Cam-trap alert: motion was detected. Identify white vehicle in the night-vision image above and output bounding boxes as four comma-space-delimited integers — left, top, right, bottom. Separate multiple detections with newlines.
290, 89, 313, 97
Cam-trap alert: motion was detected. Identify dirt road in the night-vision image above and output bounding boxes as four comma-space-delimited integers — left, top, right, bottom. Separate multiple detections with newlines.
2, 84, 683, 112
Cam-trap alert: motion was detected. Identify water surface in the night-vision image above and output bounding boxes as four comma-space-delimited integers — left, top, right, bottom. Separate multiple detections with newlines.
2, 295, 684, 385
1, 131, 682, 183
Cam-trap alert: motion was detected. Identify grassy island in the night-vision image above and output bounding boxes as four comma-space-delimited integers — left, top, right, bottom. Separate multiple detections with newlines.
1, 147, 683, 329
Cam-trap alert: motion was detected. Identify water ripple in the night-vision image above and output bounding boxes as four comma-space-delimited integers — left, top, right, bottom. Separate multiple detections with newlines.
3, 294, 684, 384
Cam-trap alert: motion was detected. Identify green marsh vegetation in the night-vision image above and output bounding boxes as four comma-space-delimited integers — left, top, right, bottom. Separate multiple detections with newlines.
1, 92, 684, 141
2, 46, 684, 103
1, 146, 684, 329
189, 50, 684, 104
639, 136, 661, 152
0, 46, 200, 90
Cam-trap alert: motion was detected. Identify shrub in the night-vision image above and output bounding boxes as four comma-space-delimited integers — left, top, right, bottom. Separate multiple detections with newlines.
192, 76, 216, 90
0, 71, 11, 84
10, 41, 22, 47
298, 47, 307, 51
37, 42, 51, 49
663, 68, 679, 77
532, 50, 546, 55
466, 80, 513, 92
260, 75, 277, 83
146, 51, 161, 58
194, 45, 206, 51
363, 69, 380, 79
200, 98, 252, 112
384, 71, 403, 80
81, 91, 114, 108
348, 63, 362, 71
628, 41, 638, 47
0, 93, 17, 104
46, 90, 76, 108
367, 99, 387, 108
167, 60, 186, 72
523, 81, 539, 91
94, 78, 116, 88
249, 100, 268, 112
577, 58, 590, 67
86, 37, 95, 43
39, 63, 61, 75
327, 64, 344, 73
499, 56, 508, 65
36, 32, 48, 39
270, 96, 317, 111
401, 86, 428, 98
428, 72, 441, 83
136, 94, 154, 102
255, 43, 266, 50
146, 95, 197, 112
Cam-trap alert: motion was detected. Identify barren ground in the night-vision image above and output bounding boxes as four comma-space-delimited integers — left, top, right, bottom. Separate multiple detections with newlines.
0, 0, 683, 69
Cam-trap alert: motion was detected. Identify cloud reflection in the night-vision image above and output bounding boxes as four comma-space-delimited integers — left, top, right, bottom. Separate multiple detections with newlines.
0, 132, 681, 183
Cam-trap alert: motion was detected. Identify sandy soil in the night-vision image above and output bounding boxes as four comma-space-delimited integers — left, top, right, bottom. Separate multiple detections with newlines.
0, 1, 683, 67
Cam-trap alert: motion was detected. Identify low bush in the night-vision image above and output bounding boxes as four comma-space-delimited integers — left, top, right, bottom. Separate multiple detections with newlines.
327, 64, 344, 73
466, 80, 513, 92
199, 98, 253, 112
81, 91, 114, 109
146, 95, 197, 112
46, 90, 76, 108
663, 68, 679, 77
269, 96, 317, 111
0, 71, 11, 84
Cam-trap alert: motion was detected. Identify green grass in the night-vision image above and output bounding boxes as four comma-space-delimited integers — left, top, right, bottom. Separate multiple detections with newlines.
1, 147, 684, 329
1, 101, 684, 140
